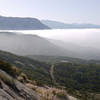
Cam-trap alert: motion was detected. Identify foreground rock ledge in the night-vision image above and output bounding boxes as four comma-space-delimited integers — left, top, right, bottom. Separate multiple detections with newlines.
0, 69, 40, 100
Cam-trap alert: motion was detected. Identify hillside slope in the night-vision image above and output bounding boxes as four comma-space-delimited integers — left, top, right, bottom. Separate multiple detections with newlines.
49, 39, 100, 60
0, 54, 78, 100
0, 31, 100, 60
1, 50, 100, 99
0, 50, 52, 85
0, 32, 76, 57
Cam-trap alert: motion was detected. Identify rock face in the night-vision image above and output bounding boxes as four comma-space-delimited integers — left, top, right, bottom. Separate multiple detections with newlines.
0, 70, 40, 100
68, 96, 78, 100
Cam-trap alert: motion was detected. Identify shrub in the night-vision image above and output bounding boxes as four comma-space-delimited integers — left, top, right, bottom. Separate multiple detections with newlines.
56, 92, 67, 100
0, 70, 14, 86
0, 59, 21, 77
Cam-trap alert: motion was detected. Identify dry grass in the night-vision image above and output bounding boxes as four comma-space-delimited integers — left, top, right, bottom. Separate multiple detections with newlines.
26, 82, 68, 100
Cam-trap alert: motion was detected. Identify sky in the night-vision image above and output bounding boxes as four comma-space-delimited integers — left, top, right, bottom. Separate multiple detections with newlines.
0, 0, 100, 24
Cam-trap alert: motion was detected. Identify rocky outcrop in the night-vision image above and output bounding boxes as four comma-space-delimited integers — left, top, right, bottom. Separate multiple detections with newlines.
0, 69, 40, 100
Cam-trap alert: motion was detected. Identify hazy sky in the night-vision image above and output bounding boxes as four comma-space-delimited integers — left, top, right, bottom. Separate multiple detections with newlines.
0, 0, 100, 24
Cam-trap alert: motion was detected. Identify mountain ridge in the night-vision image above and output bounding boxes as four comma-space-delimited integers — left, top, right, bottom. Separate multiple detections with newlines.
42, 20, 100, 29
0, 16, 50, 30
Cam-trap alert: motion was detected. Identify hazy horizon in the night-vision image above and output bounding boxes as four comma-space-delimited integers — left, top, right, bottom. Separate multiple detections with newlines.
0, 0, 100, 25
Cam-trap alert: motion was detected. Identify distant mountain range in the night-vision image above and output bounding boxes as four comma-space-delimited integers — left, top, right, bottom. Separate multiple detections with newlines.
42, 20, 100, 29
0, 16, 50, 30
0, 32, 100, 60
0, 15, 100, 30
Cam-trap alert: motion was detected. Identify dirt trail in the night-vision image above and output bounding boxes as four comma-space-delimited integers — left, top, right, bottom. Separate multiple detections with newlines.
50, 65, 55, 80
50, 64, 58, 85
49, 65, 78, 100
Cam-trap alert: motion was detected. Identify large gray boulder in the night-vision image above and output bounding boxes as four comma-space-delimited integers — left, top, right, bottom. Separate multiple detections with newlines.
0, 69, 41, 100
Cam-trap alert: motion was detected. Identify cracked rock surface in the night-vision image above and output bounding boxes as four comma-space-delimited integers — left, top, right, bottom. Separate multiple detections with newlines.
0, 69, 40, 100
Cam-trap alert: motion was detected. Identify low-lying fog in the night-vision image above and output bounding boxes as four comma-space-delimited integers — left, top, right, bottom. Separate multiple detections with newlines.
1, 29, 100, 49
